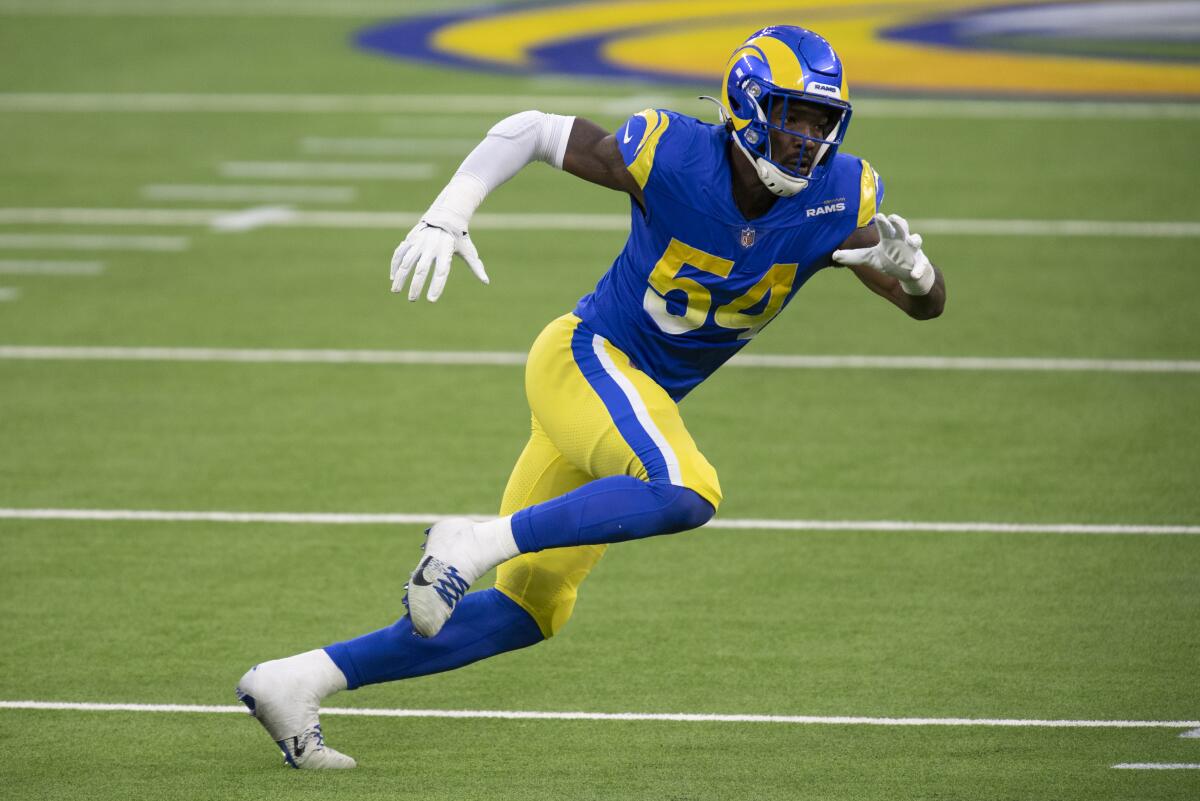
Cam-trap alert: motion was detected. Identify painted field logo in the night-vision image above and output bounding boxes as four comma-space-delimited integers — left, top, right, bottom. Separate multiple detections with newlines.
806, 202, 846, 217
353, 1, 1200, 100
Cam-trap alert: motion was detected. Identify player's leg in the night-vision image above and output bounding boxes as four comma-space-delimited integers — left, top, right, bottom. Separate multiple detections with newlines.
409, 313, 721, 637
492, 416, 608, 639
234, 425, 592, 768
511, 313, 723, 549
322, 426, 597, 683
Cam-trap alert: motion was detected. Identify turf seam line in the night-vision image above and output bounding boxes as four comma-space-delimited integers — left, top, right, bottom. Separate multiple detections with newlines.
1, 346, 1198, 374
0, 508, 1196, 535
1, 701, 1197, 728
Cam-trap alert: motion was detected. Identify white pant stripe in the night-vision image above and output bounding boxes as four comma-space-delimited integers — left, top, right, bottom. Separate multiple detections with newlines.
590, 334, 683, 486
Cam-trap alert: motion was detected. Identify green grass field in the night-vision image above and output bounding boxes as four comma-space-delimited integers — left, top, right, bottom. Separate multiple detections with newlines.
2, 3, 1199, 800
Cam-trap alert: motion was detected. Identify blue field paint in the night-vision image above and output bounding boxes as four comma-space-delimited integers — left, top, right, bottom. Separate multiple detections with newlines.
353, 3, 702, 86
354, 9, 528, 77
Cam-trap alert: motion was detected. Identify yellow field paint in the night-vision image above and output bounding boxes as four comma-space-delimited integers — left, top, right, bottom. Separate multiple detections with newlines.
606, 17, 1200, 97
430, 0, 828, 67
428, 0, 1200, 98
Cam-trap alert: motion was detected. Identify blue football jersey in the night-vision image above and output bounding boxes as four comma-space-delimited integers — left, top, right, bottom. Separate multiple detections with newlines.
574, 109, 883, 400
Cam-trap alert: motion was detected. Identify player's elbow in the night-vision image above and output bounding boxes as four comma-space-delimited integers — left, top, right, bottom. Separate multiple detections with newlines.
907, 302, 943, 321
905, 291, 945, 321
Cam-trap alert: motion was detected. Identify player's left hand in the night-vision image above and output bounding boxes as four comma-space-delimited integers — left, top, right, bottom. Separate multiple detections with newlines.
389, 208, 489, 302
832, 213, 933, 290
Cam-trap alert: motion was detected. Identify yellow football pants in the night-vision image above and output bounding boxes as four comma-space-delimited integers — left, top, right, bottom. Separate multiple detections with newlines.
494, 313, 721, 638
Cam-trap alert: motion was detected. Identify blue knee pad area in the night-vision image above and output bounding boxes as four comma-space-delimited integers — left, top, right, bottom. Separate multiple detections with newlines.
511, 476, 715, 552
324, 588, 544, 690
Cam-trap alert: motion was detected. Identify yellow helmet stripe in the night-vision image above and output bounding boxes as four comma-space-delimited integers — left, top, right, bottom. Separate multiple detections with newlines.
747, 34, 804, 91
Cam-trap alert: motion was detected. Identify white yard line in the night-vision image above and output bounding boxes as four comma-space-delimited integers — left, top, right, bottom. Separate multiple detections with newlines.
1112, 763, 1200, 770
0, 209, 217, 226
0, 508, 1196, 536
3, 93, 1198, 120
219, 162, 435, 180
0, 259, 105, 275
710, 520, 1200, 536
0, 700, 1196, 729
0, 93, 603, 114
727, 354, 1200, 373
915, 219, 1200, 238
1, 207, 1198, 237
0, 234, 188, 251
300, 137, 482, 156
142, 184, 356, 203
210, 206, 297, 232
0, 345, 1196, 374
0, 346, 529, 365
0, 287, 19, 301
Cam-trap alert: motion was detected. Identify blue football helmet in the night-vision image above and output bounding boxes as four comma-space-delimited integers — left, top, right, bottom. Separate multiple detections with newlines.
718, 26, 852, 196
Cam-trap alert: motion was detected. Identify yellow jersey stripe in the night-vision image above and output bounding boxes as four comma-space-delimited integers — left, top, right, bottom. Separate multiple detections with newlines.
857, 159, 878, 228
626, 110, 670, 190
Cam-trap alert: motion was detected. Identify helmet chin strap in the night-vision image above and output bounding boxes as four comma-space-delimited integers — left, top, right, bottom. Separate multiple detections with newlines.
730, 132, 809, 197
699, 94, 811, 198
811, 118, 841, 175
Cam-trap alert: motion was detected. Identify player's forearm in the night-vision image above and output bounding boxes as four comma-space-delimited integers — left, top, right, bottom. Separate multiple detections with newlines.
897, 264, 945, 320
390, 111, 575, 301
429, 111, 575, 226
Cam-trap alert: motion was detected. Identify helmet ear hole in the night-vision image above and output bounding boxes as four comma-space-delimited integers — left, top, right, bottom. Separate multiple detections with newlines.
725, 78, 752, 118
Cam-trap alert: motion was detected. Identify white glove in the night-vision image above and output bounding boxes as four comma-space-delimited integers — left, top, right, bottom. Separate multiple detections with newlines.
389, 208, 488, 302
832, 212, 935, 296
388, 113, 574, 302
389, 176, 490, 302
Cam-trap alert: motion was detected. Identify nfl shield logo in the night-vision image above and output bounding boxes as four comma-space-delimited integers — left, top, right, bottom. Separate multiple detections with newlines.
740, 226, 755, 248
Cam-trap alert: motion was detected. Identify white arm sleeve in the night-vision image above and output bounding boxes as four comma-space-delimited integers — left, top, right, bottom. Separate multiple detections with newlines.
425, 111, 575, 231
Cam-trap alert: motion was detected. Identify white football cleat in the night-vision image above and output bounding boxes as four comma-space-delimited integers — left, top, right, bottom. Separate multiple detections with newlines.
235, 650, 355, 769
406, 517, 488, 638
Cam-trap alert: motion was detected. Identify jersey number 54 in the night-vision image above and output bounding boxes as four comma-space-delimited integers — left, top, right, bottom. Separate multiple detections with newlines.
643, 238, 798, 340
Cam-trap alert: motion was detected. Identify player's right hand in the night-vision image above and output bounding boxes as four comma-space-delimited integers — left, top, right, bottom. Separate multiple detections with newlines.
389, 210, 489, 302
831, 213, 931, 284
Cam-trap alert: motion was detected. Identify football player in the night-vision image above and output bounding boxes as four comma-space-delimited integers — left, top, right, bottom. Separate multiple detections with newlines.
236, 25, 945, 768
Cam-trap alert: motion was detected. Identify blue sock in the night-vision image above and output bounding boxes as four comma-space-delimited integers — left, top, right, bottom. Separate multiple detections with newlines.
510, 476, 714, 553
324, 588, 543, 690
